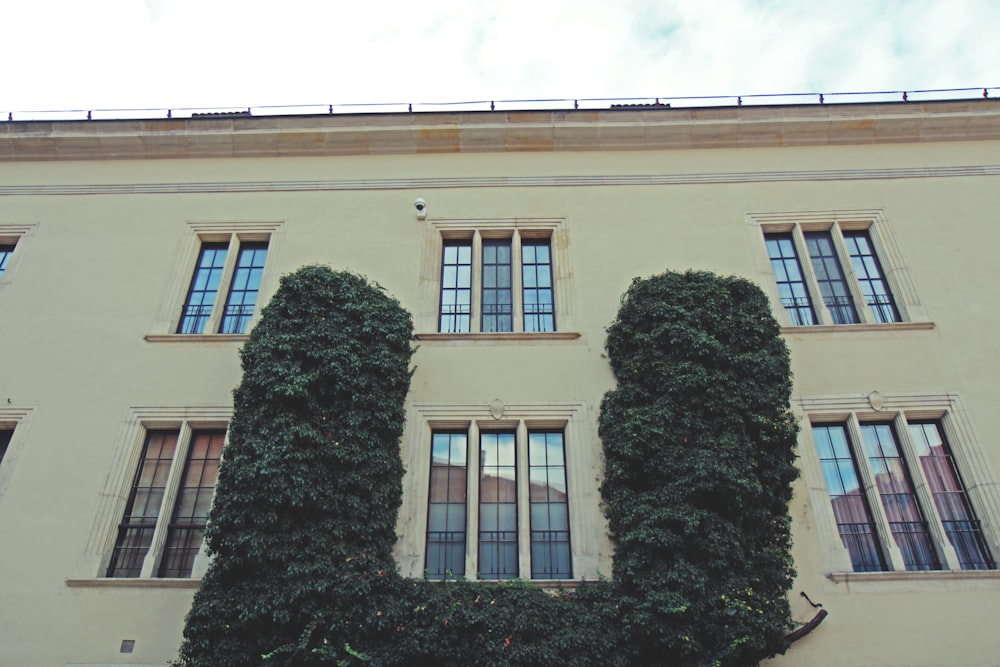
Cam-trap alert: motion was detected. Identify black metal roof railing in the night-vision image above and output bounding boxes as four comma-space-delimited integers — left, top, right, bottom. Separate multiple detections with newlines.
3, 86, 998, 123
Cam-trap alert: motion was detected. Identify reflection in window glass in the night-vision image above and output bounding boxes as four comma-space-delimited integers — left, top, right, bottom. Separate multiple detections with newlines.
522, 240, 556, 332
177, 243, 228, 334
843, 231, 900, 324
764, 234, 816, 325
479, 431, 517, 579
0, 244, 15, 280
861, 423, 940, 571
439, 241, 472, 333
481, 240, 513, 333
813, 424, 885, 571
528, 431, 571, 578
426, 431, 468, 579
804, 232, 859, 324
219, 243, 268, 334
910, 422, 994, 570
158, 430, 225, 577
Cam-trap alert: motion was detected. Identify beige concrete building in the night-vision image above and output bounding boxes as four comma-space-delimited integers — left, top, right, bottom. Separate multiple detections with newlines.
1, 98, 999, 666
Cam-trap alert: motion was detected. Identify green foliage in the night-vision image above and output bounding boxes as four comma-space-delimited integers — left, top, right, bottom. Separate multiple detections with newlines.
600, 270, 799, 666
176, 266, 798, 667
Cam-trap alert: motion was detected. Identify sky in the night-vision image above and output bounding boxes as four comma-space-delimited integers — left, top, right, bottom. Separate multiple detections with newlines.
3, 0, 998, 116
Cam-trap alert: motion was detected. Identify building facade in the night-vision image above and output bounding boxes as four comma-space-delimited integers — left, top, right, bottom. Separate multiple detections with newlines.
1, 99, 999, 666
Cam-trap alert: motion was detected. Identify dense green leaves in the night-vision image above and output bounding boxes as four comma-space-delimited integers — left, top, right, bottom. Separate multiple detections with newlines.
176, 266, 798, 667
600, 271, 799, 666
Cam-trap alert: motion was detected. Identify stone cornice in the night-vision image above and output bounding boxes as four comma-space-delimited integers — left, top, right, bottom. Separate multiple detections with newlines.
2, 100, 999, 162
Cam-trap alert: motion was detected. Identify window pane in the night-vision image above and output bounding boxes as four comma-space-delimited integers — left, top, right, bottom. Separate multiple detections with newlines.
218, 243, 268, 334
764, 234, 816, 326
177, 243, 228, 334
528, 431, 571, 579
426, 431, 468, 579
107, 430, 179, 577
861, 423, 940, 571
804, 232, 859, 324
158, 430, 226, 577
812, 424, 885, 572
910, 422, 994, 570
522, 240, 556, 332
0, 429, 13, 466
843, 231, 900, 323
480, 431, 517, 579
439, 241, 472, 333
481, 240, 513, 332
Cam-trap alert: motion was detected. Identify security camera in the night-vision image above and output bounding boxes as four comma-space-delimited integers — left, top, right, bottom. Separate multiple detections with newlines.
414, 197, 427, 219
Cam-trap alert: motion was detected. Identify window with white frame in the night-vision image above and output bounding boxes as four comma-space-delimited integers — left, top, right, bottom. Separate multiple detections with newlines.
106, 425, 226, 578
436, 225, 558, 334
177, 237, 269, 334
756, 213, 915, 327
424, 420, 573, 581
808, 410, 996, 574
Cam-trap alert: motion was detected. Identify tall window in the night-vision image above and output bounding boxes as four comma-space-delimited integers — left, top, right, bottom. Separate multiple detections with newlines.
812, 414, 995, 573
424, 425, 572, 580
909, 422, 994, 569
436, 230, 557, 334
218, 242, 268, 334
177, 236, 270, 334
761, 222, 903, 326
804, 231, 859, 325
813, 424, 885, 572
439, 242, 472, 333
479, 431, 518, 579
521, 241, 556, 332
107, 428, 225, 578
481, 241, 513, 333
0, 243, 15, 280
843, 230, 900, 323
426, 431, 468, 579
764, 234, 816, 326
860, 423, 939, 570
528, 431, 571, 578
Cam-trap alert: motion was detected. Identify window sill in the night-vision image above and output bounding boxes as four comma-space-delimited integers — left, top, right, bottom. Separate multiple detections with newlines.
415, 332, 581, 342
781, 321, 934, 334
144, 334, 248, 343
65, 577, 200, 589
826, 569, 1000, 584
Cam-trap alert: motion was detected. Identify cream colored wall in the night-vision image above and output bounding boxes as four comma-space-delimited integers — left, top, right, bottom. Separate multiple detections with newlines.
0, 129, 999, 666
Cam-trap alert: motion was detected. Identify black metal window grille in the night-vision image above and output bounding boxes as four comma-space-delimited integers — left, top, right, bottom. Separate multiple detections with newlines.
521, 240, 556, 332
861, 423, 940, 570
764, 234, 816, 326
158, 430, 225, 577
479, 431, 518, 579
528, 430, 571, 579
177, 243, 228, 334
426, 431, 468, 579
804, 232, 859, 324
218, 242, 268, 334
439, 241, 472, 333
813, 424, 886, 572
0, 429, 12, 466
910, 421, 995, 570
107, 431, 178, 577
481, 240, 513, 333
0, 243, 14, 280
843, 231, 901, 324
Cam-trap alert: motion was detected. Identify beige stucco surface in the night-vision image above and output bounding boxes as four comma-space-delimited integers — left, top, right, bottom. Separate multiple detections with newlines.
1, 101, 999, 666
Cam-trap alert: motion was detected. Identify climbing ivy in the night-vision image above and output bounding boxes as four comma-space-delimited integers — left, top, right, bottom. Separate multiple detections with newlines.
599, 271, 800, 666
175, 266, 798, 667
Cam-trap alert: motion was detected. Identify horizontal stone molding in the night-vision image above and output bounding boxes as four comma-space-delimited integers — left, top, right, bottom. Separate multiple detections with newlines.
2, 165, 999, 197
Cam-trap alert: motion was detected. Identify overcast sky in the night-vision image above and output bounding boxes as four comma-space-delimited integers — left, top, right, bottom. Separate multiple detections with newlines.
3, 0, 997, 115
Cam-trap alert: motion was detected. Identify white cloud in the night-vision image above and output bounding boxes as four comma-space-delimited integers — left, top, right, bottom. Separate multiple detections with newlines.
2, 0, 997, 114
